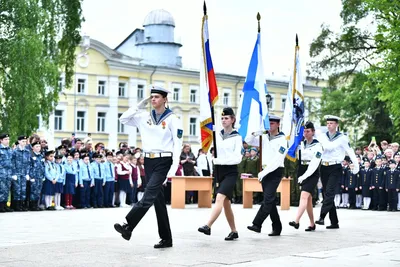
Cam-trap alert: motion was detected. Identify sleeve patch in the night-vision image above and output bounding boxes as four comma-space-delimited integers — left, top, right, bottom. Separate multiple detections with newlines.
316, 152, 322, 158
177, 129, 183, 139
279, 146, 286, 154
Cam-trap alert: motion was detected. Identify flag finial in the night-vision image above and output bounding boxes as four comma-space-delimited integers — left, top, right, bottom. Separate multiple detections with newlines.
296, 34, 299, 46
203, 1, 207, 15
257, 12, 261, 33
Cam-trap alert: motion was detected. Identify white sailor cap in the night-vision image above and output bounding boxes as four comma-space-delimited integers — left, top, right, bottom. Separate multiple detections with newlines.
269, 114, 281, 122
149, 85, 171, 97
324, 115, 341, 122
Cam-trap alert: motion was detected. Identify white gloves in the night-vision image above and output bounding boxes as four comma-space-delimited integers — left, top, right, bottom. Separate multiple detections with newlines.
212, 158, 220, 165
30, 179, 35, 183
298, 175, 306, 184
12, 175, 17, 181
137, 96, 151, 109
252, 131, 266, 137
26, 175, 30, 181
258, 169, 267, 182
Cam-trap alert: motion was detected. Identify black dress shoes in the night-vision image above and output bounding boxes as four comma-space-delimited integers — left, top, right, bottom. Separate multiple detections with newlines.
315, 218, 325, 225
247, 225, 261, 233
224, 232, 239, 241
289, 221, 300, 229
305, 225, 316, 232
114, 223, 133, 241
198, 225, 211, 235
268, 230, 281, 236
326, 224, 339, 229
154, 239, 173, 248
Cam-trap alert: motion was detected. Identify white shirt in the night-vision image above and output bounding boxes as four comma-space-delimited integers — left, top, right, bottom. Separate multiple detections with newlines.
319, 131, 359, 173
298, 139, 323, 179
213, 130, 243, 166
120, 107, 183, 177
246, 131, 288, 177
196, 154, 209, 176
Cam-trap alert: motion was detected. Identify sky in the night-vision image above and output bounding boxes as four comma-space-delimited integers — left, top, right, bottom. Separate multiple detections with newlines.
81, 0, 343, 79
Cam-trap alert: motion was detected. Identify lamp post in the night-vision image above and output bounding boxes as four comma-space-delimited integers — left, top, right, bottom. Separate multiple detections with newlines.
74, 35, 90, 134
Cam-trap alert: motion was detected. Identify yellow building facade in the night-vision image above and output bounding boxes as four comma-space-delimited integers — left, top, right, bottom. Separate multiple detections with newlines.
40, 10, 323, 152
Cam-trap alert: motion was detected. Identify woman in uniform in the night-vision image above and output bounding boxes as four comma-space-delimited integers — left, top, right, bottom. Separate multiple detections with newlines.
289, 121, 322, 231
198, 107, 243, 241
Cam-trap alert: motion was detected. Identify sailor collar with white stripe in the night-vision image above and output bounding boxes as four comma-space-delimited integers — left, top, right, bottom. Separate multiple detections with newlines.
269, 132, 285, 141
326, 131, 343, 141
151, 108, 173, 125
303, 139, 319, 148
220, 129, 240, 140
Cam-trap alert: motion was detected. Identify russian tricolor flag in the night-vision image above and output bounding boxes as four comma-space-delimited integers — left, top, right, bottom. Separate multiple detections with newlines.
199, 8, 218, 153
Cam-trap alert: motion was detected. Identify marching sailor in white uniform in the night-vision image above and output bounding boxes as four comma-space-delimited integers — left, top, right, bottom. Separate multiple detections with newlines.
246, 115, 288, 236
289, 121, 323, 231
114, 85, 183, 249
315, 115, 358, 229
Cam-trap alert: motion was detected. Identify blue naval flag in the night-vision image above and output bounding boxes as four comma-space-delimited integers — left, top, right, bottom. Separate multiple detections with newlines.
237, 32, 269, 144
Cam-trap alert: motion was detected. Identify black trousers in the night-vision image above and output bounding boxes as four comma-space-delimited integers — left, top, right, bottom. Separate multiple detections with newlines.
252, 167, 283, 231
372, 187, 380, 209
125, 157, 172, 240
379, 188, 388, 210
348, 188, 356, 207
387, 189, 398, 210
320, 164, 341, 225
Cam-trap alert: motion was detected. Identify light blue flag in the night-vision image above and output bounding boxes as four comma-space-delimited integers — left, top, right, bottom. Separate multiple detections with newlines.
237, 33, 269, 143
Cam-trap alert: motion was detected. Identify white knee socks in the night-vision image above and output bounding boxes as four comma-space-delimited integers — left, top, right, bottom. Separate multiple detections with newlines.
334, 194, 341, 207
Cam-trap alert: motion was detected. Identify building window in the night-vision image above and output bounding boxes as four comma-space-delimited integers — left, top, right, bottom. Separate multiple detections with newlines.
76, 111, 85, 132
173, 87, 180, 101
190, 89, 197, 103
118, 82, 126, 97
58, 77, 63, 90
54, 110, 63, 131
97, 112, 106, 132
281, 95, 287, 111
118, 113, 125, 133
98, 81, 106, 95
189, 118, 197, 136
77, 79, 85, 94
268, 94, 275, 110
223, 92, 230, 106
137, 84, 144, 100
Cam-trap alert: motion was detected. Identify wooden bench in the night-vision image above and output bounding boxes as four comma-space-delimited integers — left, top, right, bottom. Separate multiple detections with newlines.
171, 176, 213, 209
242, 177, 291, 210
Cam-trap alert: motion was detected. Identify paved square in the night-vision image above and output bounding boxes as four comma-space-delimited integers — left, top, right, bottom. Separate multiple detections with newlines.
0, 204, 399, 266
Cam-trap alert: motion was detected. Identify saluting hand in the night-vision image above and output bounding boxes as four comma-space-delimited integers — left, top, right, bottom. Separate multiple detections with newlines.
137, 96, 151, 109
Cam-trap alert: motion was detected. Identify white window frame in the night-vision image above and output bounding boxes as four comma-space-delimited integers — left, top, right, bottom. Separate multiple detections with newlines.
223, 88, 231, 106
97, 78, 107, 96
137, 84, 145, 100
169, 82, 182, 102
76, 110, 87, 132
54, 110, 64, 131
118, 82, 127, 98
268, 93, 275, 110
75, 74, 88, 95
189, 117, 198, 137
77, 78, 86, 94
189, 85, 199, 104
97, 112, 106, 133
281, 94, 287, 111
118, 113, 125, 133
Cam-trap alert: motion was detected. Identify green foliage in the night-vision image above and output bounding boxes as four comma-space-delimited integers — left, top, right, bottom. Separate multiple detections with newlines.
0, 0, 83, 140
309, 0, 400, 140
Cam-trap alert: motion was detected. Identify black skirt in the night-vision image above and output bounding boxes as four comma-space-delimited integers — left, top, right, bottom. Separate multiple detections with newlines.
215, 165, 238, 200
298, 164, 319, 194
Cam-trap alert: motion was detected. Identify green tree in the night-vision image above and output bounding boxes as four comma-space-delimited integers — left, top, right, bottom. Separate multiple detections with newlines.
0, 0, 83, 139
309, 0, 400, 140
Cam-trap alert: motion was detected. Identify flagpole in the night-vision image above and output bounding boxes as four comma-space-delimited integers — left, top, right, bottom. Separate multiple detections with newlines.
203, 1, 219, 185
257, 12, 263, 172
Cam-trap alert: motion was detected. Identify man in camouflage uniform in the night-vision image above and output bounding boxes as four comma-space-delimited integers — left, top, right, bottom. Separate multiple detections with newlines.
28, 141, 45, 211
11, 136, 31, 211
0, 133, 14, 212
